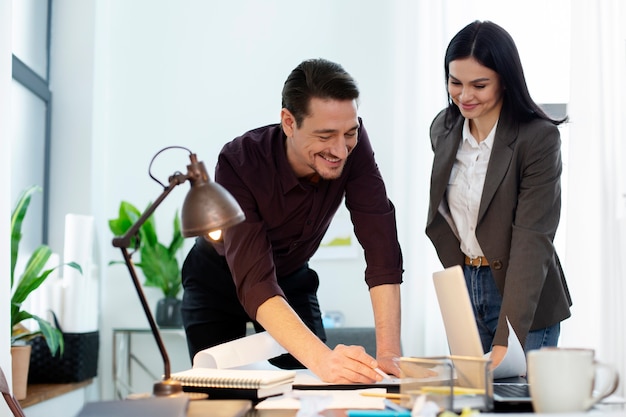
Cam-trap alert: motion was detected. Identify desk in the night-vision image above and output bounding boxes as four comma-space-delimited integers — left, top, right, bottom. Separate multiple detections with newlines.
188, 399, 252, 417
251, 408, 380, 416
112, 327, 188, 399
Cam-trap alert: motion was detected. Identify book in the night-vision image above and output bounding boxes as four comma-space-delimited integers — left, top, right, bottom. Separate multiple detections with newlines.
171, 367, 296, 400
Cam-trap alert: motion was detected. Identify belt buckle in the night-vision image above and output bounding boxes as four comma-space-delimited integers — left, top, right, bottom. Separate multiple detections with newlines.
470, 256, 481, 267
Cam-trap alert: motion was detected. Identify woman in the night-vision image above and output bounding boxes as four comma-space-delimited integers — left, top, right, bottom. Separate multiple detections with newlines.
426, 20, 572, 368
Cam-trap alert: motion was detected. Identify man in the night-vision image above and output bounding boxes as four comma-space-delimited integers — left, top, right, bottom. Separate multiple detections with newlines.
181, 58, 403, 383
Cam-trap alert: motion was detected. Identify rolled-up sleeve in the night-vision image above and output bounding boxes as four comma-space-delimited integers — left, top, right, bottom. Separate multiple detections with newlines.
345, 124, 404, 288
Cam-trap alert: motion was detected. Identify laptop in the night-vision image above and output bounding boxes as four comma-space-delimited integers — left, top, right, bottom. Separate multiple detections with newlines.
432, 266, 532, 411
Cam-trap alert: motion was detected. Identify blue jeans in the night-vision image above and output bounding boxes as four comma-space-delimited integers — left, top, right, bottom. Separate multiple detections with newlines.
462, 265, 560, 354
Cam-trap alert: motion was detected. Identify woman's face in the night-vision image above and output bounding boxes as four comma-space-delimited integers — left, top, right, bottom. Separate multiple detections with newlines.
448, 57, 504, 126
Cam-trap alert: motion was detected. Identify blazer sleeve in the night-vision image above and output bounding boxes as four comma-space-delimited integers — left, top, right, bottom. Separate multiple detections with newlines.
490, 120, 564, 347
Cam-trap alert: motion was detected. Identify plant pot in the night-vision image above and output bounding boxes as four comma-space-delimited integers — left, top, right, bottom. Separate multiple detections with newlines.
155, 297, 183, 328
11, 344, 32, 400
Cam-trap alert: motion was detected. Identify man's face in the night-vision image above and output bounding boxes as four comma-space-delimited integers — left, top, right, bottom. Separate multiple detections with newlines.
282, 97, 359, 180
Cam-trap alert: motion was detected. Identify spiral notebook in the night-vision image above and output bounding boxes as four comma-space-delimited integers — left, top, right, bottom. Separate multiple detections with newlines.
171, 367, 296, 400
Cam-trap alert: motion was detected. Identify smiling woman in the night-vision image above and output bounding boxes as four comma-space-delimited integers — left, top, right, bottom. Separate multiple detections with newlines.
426, 20, 571, 369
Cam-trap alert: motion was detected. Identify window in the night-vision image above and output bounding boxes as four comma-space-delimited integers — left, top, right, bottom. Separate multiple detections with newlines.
11, 0, 52, 248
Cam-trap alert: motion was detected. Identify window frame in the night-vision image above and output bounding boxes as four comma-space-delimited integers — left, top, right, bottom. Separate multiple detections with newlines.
11, 0, 52, 244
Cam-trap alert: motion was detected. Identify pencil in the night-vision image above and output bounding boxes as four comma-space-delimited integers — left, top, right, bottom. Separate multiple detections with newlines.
360, 392, 410, 400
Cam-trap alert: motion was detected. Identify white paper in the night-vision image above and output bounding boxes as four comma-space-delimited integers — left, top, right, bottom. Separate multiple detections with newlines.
488, 318, 527, 378
255, 388, 386, 410
291, 368, 402, 387
192, 331, 287, 369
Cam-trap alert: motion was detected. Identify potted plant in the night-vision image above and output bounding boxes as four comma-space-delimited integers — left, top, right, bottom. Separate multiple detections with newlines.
108, 201, 184, 327
10, 185, 82, 398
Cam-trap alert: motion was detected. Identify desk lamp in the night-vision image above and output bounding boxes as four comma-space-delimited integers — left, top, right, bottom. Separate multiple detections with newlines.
112, 146, 245, 396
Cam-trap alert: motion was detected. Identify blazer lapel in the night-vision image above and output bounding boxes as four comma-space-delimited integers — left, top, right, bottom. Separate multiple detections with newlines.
478, 110, 518, 223
428, 117, 463, 223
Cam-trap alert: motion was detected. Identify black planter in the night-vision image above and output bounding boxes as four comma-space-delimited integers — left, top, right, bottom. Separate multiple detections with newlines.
155, 297, 183, 328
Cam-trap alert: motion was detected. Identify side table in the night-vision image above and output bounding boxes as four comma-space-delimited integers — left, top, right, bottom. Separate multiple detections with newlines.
112, 327, 187, 399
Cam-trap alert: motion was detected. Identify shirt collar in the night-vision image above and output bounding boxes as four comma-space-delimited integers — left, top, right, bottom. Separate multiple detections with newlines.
462, 118, 498, 149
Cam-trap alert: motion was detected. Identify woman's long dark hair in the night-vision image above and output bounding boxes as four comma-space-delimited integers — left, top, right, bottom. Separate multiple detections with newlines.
443, 20, 567, 128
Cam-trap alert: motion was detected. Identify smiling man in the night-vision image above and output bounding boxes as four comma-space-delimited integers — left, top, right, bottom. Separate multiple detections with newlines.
180, 58, 404, 383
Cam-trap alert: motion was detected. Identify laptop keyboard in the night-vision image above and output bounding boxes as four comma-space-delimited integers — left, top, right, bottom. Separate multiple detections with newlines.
493, 383, 530, 399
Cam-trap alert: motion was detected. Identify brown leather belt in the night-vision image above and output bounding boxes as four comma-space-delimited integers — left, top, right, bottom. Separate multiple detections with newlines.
465, 255, 489, 267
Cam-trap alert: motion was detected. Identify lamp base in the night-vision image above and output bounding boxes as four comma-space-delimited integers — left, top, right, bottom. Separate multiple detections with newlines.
153, 378, 184, 397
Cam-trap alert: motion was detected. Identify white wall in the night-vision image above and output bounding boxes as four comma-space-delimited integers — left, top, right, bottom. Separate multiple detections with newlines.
1, 0, 12, 415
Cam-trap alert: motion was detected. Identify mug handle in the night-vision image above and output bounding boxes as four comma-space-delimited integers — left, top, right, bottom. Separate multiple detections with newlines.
584, 360, 620, 410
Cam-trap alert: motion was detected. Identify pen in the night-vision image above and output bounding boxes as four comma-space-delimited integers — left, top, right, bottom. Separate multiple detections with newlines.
374, 367, 391, 380
346, 410, 411, 417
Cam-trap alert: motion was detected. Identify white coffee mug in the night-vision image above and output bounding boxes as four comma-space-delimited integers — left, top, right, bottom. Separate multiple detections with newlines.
527, 347, 619, 413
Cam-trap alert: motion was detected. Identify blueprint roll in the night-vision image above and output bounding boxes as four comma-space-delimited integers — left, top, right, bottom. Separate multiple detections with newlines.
62, 213, 96, 332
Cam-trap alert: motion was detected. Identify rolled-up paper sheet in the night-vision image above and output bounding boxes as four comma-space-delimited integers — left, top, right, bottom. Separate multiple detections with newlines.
61, 213, 98, 332
490, 318, 527, 378
193, 331, 287, 369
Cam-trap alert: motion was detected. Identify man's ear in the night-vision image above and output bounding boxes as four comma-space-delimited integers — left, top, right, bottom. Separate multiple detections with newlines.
281, 108, 296, 137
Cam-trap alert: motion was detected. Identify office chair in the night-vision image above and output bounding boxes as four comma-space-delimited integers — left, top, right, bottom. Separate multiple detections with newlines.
0, 365, 26, 417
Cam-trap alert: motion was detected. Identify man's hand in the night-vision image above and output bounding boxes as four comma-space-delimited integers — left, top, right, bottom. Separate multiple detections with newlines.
312, 344, 386, 383
256, 296, 385, 383
375, 354, 401, 378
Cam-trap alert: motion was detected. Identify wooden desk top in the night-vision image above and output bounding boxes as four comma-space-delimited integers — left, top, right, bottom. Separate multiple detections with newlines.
187, 399, 252, 417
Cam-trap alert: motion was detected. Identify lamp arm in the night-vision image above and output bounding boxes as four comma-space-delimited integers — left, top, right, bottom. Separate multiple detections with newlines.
118, 246, 174, 380
111, 172, 188, 384
112, 172, 188, 249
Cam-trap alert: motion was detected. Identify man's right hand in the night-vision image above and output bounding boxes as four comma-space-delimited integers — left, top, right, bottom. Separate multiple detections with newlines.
256, 296, 385, 383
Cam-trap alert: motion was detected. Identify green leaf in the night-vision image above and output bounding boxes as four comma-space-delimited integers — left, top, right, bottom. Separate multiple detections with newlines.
109, 201, 142, 248
108, 200, 183, 298
11, 309, 33, 329
138, 243, 181, 297
168, 211, 184, 256
12, 311, 65, 356
10, 185, 78, 357
11, 246, 52, 304
10, 185, 42, 289
33, 315, 65, 356
12, 249, 83, 306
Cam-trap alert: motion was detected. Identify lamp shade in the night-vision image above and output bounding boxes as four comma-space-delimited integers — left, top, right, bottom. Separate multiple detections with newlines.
180, 159, 245, 237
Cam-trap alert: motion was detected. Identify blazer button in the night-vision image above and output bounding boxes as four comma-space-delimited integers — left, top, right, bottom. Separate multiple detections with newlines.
492, 260, 503, 270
